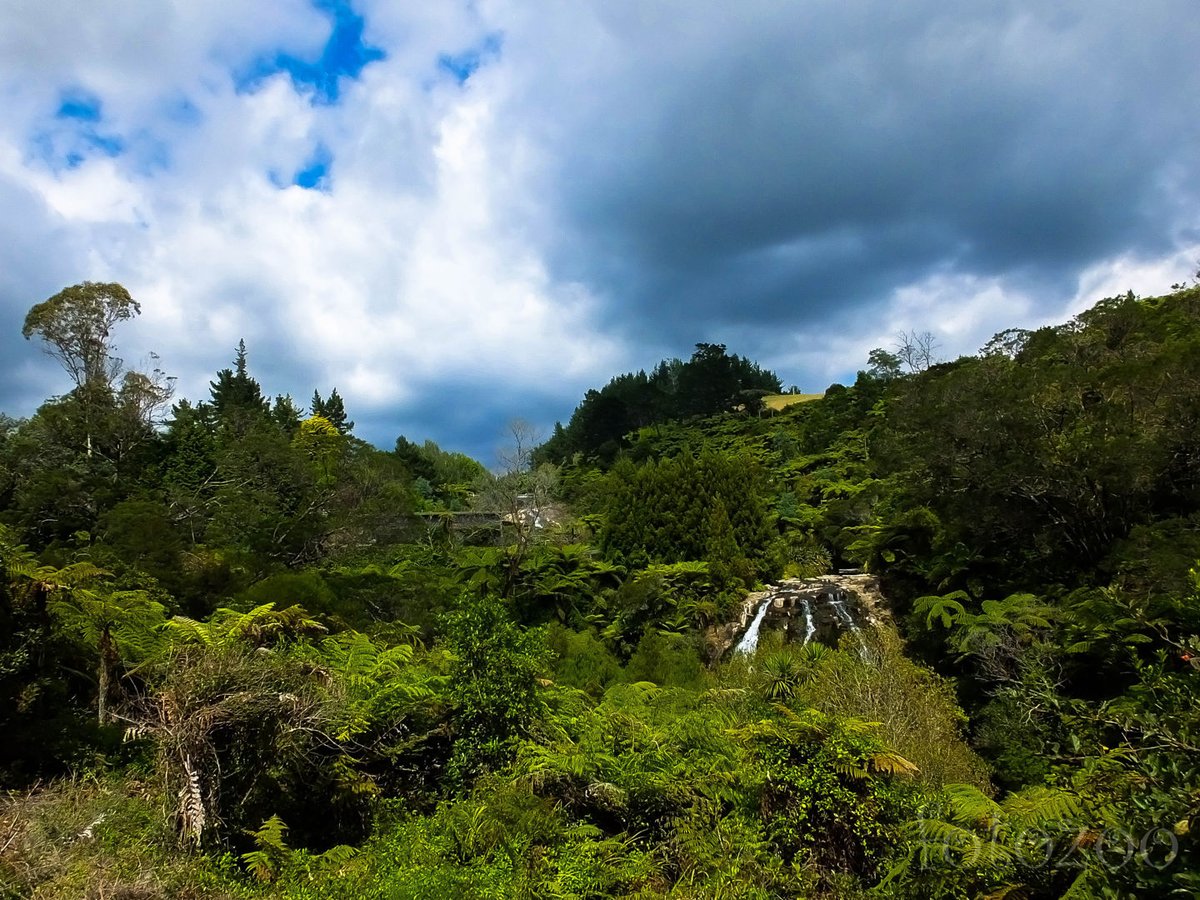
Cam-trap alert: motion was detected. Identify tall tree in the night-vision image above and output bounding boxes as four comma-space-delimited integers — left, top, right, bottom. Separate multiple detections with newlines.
22, 282, 140, 396
895, 329, 940, 373
271, 394, 304, 435
209, 339, 268, 428
311, 388, 354, 434
22, 282, 143, 457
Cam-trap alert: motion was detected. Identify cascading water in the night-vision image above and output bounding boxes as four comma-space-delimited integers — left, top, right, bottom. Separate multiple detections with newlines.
828, 588, 858, 633
828, 587, 867, 655
725, 578, 878, 659
734, 596, 772, 655
800, 596, 816, 645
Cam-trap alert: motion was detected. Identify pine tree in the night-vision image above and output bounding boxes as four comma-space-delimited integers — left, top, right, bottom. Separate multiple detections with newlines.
311, 388, 353, 434
271, 394, 303, 434
323, 388, 353, 433
705, 500, 750, 586
209, 340, 269, 427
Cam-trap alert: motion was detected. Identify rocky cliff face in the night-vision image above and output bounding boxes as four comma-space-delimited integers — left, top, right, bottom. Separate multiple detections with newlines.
708, 574, 889, 659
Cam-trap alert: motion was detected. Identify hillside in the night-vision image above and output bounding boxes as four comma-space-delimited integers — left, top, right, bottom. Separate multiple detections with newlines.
2, 283, 1200, 898
763, 392, 823, 411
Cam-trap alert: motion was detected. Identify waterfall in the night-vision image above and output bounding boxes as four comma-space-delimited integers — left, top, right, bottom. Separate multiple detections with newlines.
727, 580, 875, 659
734, 596, 772, 655
828, 587, 867, 655
800, 596, 816, 645
828, 588, 859, 633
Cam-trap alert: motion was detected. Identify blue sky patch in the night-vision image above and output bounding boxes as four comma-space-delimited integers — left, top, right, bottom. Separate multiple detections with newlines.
56, 90, 103, 122
438, 32, 503, 85
293, 144, 332, 190
32, 89, 124, 171
31, 129, 124, 171
237, 0, 384, 104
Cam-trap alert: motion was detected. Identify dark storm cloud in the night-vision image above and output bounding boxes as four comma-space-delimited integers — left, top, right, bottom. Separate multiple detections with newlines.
0, 178, 91, 418
356, 382, 573, 470
508, 1, 1200, 344
3, 1, 1199, 460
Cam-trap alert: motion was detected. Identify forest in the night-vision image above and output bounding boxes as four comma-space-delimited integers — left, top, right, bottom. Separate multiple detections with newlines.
2, 279, 1199, 898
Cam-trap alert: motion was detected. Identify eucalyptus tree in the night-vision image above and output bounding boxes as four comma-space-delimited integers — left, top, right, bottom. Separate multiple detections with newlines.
22, 282, 164, 459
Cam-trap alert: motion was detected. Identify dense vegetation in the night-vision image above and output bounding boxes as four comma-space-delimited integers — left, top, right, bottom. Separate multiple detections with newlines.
536, 342, 782, 465
2, 279, 1199, 898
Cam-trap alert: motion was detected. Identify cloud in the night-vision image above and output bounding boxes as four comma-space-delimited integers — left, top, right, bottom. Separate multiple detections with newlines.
486, 2, 1200, 333
0, 0, 1197, 460
235, 0, 385, 103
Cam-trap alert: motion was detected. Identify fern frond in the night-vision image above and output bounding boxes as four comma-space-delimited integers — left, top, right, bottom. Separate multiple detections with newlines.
0, 528, 38, 580
317, 844, 358, 870
241, 849, 275, 882
914, 591, 968, 629
834, 762, 871, 780
1003, 786, 1083, 829
167, 615, 217, 647
254, 814, 289, 851
982, 885, 1028, 900
870, 750, 920, 778
178, 756, 207, 846
50, 561, 112, 586
944, 783, 1004, 829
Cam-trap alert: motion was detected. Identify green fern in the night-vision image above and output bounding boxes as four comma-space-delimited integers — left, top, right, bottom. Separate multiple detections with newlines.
0, 526, 38, 581
242, 814, 290, 882
168, 602, 327, 649
943, 783, 1004, 829
914, 591, 968, 629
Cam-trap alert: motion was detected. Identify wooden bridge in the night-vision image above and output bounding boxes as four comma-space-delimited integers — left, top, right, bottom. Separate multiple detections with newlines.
414, 511, 505, 530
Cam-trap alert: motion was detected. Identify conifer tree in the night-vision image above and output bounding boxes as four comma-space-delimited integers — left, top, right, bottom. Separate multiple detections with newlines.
209, 340, 269, 427
272, 394, 303, 434
311, 388, 354, 434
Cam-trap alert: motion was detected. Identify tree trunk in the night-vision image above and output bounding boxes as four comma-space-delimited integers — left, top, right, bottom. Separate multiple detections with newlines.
97, 626, 114, 725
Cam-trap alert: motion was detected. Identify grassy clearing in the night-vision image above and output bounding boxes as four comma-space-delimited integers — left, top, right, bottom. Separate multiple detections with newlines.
0, 776, 245, 900
764, 392, 823, 410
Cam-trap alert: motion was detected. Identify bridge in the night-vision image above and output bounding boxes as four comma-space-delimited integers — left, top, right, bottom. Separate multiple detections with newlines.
415, 511, 505, 529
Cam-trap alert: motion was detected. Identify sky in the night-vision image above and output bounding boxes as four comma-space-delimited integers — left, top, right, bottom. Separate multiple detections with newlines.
1, 1, 1198, 464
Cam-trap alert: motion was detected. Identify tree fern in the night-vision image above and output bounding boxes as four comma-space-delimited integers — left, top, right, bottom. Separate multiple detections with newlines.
46, 577, 166, 723
890, 782, 1091, 896
1001, 786, 1083, 830
943, 783, 1004, 829
0, 526, 38, 581
914, 591, 968, 629
168, 602, 327, 649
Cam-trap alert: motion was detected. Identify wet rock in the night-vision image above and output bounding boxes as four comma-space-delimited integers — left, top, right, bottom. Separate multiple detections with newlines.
722, 575, 889, 658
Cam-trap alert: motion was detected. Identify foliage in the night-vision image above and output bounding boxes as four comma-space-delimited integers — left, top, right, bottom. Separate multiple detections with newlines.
442, 594, 551, 781
310, 387, 354, 434
21, 281, 140, 396
539, 342, 782, 464
4, 283, 1200, 897
601, 450, 777, 583
795, 631, 990, 789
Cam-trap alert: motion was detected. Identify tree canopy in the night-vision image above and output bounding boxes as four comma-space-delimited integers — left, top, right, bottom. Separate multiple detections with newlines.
3, 281, 1200, 898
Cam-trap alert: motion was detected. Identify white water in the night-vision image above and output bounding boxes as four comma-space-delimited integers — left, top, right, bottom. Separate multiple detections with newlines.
829, 588, 867, 656
734, 596, 772, 654
800, 596, 816, 645
829, 590, 859, 633
730, 581, 870, 657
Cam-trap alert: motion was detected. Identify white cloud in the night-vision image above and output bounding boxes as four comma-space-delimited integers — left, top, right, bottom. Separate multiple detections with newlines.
1, 0, 1197, 455
0, 0, 624, 448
